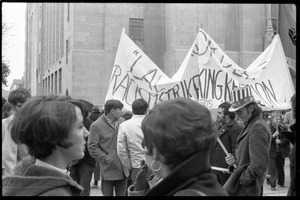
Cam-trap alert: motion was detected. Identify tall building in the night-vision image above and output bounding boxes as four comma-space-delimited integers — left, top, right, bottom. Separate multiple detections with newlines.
25, 3, 296, 105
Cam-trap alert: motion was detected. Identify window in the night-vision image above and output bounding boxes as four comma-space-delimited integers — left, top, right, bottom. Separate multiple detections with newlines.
55, 71, 57, 94
59, 68, 62, 94
67, 3, 70, 22
51, 74, 54, 94
129, 18, 143, 45
48, 76, 50, 94
43, 79, 45, 95
271, 4, 278, 35
66, 39, 68, 64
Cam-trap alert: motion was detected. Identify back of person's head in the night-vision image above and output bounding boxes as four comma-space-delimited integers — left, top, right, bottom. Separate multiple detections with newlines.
8, 88, 31, 107
78, 99, 93, 113
11, 95, 85, 159
91, 105, 100, 113
291, 93, 296, 119
104, 99, 123, 115
77, 99, 91, 118
2, 101, 13, 119
218, 101, 236, 119
71, 99, 92, 131
121, 111, 133, 120
132, 98, 148, 115
142, 98, 217, 170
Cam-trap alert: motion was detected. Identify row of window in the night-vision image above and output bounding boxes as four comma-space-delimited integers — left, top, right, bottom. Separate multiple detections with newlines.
43, 68, 62, 95
129, 18, 143, 45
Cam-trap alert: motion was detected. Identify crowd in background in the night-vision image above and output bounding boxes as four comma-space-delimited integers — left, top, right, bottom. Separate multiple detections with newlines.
2, 87, 296, 196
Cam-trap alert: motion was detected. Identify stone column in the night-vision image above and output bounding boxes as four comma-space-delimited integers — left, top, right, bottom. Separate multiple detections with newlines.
264, 4, 274, 48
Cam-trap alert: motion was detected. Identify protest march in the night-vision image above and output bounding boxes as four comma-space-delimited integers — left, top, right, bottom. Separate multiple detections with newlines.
2, 3, 296, 197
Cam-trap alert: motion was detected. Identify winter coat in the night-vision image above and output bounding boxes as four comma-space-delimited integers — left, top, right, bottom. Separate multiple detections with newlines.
2, 157, 83, 196
2, 114, 28, 176
88, 114, 127, 180
210, 119, 242, 185
269, 124, 290, 159
282, 123, 296, 196
117, 115, 145, 171
224, 115, 271, 196
145, 151, 228, 196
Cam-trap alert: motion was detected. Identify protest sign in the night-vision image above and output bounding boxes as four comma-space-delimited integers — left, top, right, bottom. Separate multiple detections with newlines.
105, 28, 295, 111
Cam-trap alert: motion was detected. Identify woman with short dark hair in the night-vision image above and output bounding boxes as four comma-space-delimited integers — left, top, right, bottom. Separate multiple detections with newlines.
141, 98, 228, 196
2, 95, 88, 196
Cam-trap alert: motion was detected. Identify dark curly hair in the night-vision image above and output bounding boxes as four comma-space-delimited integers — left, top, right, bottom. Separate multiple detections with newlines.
142, 98, 217, 170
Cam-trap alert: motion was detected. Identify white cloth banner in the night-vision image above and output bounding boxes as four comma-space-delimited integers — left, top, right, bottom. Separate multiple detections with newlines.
105, 28, 295, 111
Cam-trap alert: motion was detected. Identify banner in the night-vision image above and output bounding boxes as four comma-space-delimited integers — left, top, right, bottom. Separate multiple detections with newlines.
105, 28, 295, 111
105, 28, 174, 111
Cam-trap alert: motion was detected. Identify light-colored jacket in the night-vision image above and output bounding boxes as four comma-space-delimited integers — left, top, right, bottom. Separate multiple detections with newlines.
117, 115, 145, 171
2, 114, 28, 176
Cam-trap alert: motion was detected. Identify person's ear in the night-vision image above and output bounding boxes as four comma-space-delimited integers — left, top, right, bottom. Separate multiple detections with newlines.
152, 146, 166, 163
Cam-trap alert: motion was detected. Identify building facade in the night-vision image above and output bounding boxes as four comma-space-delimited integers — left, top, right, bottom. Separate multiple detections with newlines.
24, 3, 296, 105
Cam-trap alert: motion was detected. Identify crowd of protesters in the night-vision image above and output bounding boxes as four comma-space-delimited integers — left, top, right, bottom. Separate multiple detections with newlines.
2, 87, 296, 196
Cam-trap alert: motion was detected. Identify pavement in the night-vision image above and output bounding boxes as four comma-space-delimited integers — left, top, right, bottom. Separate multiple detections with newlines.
89, 157, 291, 196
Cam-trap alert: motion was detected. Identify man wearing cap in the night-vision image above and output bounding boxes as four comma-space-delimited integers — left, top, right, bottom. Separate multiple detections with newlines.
223, 86, 271, 196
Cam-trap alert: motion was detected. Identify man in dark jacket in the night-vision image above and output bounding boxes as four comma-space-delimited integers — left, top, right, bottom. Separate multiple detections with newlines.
267, 113, 290, 191
210, 102, 243, 186
224, 86, 271, 196
89, 105, 103, 122
281, 93, 296, 196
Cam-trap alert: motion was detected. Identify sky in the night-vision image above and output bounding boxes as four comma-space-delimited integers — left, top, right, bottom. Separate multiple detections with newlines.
2, 3, 26, 90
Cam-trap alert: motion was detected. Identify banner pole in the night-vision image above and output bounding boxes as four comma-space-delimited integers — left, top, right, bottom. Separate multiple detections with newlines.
217, 137, 237, 168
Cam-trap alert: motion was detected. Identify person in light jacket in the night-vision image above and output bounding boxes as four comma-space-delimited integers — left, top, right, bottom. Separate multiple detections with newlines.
117, 98, 148, 186
2, 88, 31, 176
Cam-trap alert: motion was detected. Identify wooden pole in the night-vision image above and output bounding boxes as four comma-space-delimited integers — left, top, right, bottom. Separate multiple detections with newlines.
217, 137, 237, 168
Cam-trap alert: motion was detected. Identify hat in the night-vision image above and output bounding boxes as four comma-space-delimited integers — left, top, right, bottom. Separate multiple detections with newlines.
229, 86, 259, 112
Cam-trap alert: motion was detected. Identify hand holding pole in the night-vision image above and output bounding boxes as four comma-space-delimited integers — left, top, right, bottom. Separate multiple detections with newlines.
217, 137, 237, 169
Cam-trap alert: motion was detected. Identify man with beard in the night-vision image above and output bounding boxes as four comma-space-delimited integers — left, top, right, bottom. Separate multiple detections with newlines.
224, 86, 271, 196
210, 102, 243, 186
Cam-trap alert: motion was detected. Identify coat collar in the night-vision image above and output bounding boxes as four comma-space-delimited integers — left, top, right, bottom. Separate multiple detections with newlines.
236, 115, 262, 142
145, 151, 211, 196
219, 119, 236, 137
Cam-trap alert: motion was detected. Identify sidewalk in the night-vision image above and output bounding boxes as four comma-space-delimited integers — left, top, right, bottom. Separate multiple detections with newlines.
90, 157, 291, 196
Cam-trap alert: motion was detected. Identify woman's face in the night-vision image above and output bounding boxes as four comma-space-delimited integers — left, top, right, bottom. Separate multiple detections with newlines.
59, 106, 86, 162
